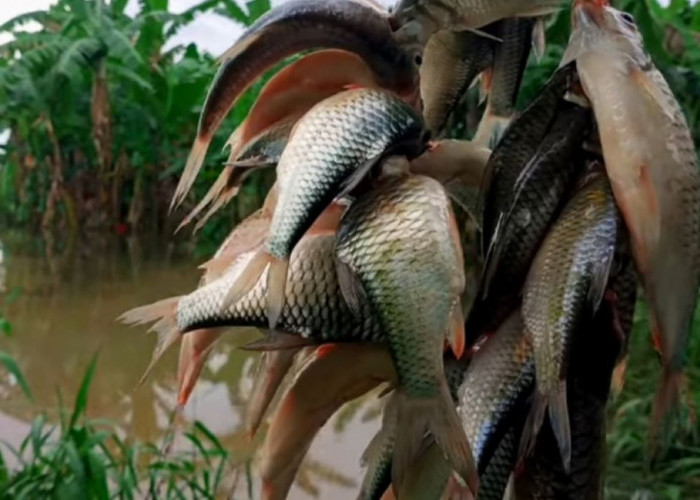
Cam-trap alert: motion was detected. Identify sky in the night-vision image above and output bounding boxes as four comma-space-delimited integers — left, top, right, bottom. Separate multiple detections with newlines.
0, 0, 685, 56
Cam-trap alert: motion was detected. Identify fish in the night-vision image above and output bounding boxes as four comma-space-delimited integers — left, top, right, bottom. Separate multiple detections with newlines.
474, 18, 537, 148
171, 0, 421, 209
119, 229, 384, 389
520, 168, 619, 471
386, 311, 534, 500
335, 174, 477, 492
466, 102, 590, 346
420, 29, 494, 135
180, 49, 384, 230
515, 247, 630, 499
479, 63, 575, 252
222, 88, 426, 328
259, 342, 397, 500
409, 139, 492, 216
359, 356, 467, 500
390, 0, 564, 47
561, 0, 700, 441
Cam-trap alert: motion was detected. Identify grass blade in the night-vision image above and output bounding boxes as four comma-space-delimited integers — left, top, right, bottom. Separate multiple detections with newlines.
0, 351, 33, 401
69, 351, 99, 429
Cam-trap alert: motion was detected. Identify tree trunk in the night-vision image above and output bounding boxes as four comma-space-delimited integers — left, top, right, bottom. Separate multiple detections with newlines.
41, 118, 65, 232
91, 60, 113, 211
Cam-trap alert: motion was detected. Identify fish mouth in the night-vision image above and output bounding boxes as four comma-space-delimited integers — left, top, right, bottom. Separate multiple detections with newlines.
572, 0, 608, 29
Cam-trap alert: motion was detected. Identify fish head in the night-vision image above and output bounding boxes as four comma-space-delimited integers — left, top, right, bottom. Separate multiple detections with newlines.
562, 0, 651, 71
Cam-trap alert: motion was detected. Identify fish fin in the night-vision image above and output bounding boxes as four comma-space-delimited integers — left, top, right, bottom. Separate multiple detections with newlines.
242, 330, 314, 352
226, 157, 275, 170
479, 69, 492, 105
222, 249, 271, 309
336, 257, 368, 316
649, 366, 683, 456
337, 153, 384, 200
118, 297, 181, 388
474, 110, 512, 149
176, 329, 223, 407
307, 202, 347, 234
465, 28, 502, 43
587, 243, 615, 312
547, 381, 572, 473
518, 391, 548, 461
215, 30, 262, 65
610, 355, 629, 398
194, 186, 242, 233
392, 386, 478, 495
448, 306, 466, 360
171, 136, 209, 212
199, 252, 240, 278
266, 257, 290, 329
245, 348, 300, 437
223, 120, 245, 156
532, 18, 547, 61
176, 169, 232, 233
480, 213, 506, 299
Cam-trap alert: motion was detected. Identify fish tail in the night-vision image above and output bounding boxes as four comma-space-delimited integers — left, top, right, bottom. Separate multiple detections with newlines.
171, 136, 210, 212
547, 381, 572, 473
194, 184, 242, 233
176, 169, 233, 233
518, 391, 548, 462
118, 297, 181, 388
392, 387, 478, 495
245, 349, 299, 437
222, 249, 271, 309
610, 355, 629, 398
473, 109, 512, 148
649, 366, 683, 455
266, 257, 290, 329
176, 328, 223, 407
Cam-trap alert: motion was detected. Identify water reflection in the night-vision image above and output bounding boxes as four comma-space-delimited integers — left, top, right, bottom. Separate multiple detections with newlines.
0, 232, 381, 498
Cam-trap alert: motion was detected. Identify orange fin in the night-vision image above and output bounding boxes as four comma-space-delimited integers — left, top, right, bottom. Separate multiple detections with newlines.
449, 307, 466, 360
176, 169, 236, 233
611, 355, 629, 398
171, 136, 209, 212
176, 328, 224, 407
118, 297, 181, 388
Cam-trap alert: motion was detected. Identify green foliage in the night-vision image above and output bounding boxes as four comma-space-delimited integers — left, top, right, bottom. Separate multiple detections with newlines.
0, 353, 236, 499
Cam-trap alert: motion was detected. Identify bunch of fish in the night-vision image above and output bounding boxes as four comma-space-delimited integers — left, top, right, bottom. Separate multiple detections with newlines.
120, 0, 699, 498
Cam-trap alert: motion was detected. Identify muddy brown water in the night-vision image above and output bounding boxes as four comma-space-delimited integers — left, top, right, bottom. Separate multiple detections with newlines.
0, 233, 382, 499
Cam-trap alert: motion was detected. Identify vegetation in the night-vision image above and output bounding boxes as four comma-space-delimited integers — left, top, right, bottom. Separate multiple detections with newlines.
0, 0, 699, 498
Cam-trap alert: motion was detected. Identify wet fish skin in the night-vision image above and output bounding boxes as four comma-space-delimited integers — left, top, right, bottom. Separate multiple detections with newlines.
173, 0, 420, 208
421, 28, 494, 135
178, 234, 382, 342
231, 117, 296, 169
562, 1, 700, 437
467, 103, 590, 345
515, 252, 630, 500
480, 63, 575, 252
390, 0, 563, 44
521, 169, 619, 471
335, 174, 477, 491
225, 88, 426, 328
458, 310, 534, 473
474, 18, 536, 148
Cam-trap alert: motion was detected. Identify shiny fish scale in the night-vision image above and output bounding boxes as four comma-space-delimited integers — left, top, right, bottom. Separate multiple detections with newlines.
336, 175, 463, 397
479, 425, 519, 500
177, 235, 382, 341
234, 118, 295, 165
268, 89, 423, 259
481, 65, 573, 248
523, 174, 618, 394
458, 311, 534, 472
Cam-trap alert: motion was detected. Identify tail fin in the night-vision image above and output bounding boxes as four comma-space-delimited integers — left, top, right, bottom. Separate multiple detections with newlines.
222, 249, 272, 310
266, 257, 290, 329
392, 385, 478, 495
610, 355, 629, 398
649, 366, 683, 456
118, 297, 181, 388
176, 328, 224, 407
519, 382, 571, 472
245, 348, 300, 437
171, 136, 210, 211
359, 394, 398, 500
176, 169, 234, 232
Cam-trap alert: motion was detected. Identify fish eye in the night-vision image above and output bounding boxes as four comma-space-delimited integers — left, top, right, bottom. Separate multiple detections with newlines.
620, 12, 635, 25
414, 54, 423, 66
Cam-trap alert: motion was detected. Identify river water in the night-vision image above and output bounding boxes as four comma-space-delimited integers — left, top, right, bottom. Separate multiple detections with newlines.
0, 232, 381, 499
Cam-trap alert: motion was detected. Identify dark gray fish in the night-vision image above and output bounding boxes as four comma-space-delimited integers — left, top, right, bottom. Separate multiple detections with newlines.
466, 102, 590, 346
479, 63, 575, 253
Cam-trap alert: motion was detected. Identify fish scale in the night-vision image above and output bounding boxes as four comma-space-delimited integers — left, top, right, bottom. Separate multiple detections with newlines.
336, 174, 476, 489
269, 88, 424, 259
176, 235, 382, 342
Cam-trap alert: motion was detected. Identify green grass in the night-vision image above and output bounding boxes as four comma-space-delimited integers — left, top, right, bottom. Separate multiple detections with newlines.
0, 353, 239, 500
